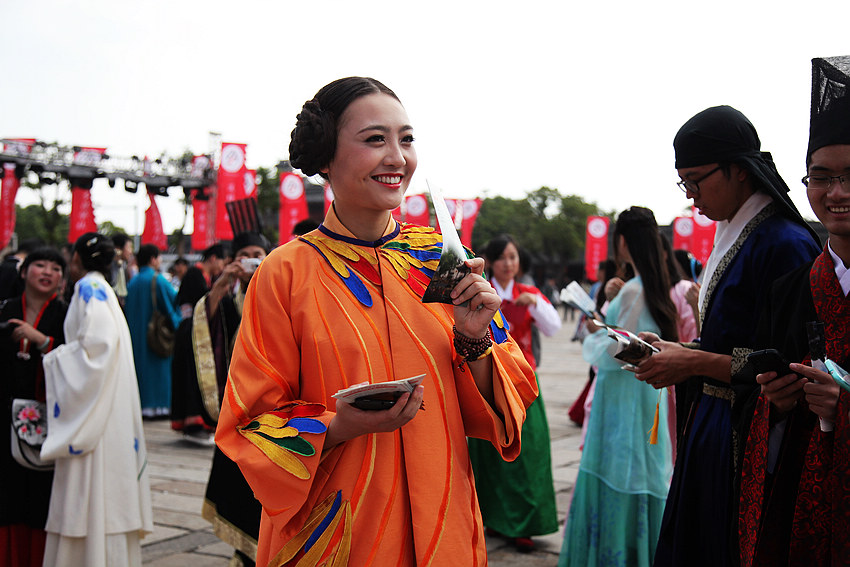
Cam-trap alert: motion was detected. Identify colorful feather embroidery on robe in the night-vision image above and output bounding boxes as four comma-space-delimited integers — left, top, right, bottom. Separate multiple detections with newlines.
269, 491, 352, 567
300, 223, 510, 344
238, 402, 327, 480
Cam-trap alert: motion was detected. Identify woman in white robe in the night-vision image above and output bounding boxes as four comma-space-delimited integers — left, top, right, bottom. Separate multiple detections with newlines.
40, 232, 153, 567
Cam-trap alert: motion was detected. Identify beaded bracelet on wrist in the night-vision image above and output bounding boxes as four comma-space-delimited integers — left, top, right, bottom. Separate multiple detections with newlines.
453, 326, 493, 362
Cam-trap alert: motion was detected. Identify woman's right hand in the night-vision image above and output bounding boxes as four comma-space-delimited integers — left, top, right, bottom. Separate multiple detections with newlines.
604, 277, 625, 301
685, 282, 700, 310
323, 384, 425, 451
7, 318, 47, 345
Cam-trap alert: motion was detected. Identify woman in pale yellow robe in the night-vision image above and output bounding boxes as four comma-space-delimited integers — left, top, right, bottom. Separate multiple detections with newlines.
216, 77, 538, 566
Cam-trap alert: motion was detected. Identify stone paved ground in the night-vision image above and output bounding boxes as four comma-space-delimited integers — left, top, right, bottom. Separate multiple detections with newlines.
141, 315, 588, 566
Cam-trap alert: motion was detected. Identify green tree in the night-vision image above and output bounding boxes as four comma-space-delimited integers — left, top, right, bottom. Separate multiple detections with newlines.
99, 220, 131, 238
14, 174, 71, 246
471, 187, 607, 283
256, 166, 280, 245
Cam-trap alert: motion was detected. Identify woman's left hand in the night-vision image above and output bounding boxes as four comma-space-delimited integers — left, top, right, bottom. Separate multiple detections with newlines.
451, 258, 500, 339
514, 291, 538, 307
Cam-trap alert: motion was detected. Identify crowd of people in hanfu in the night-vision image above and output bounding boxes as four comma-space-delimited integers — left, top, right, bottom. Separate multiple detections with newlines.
2, 59, 850, 567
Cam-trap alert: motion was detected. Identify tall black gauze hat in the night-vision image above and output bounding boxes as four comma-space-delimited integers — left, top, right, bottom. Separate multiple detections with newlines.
808, 56, 850, 163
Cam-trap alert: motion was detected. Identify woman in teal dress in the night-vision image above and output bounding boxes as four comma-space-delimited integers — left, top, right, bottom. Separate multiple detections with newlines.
559, 207, 677, 566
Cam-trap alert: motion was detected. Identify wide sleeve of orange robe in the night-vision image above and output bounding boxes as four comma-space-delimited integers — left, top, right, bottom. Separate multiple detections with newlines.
216, 215, 537, 567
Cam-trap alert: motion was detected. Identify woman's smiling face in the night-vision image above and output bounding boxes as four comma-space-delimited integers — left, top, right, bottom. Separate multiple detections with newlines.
23, 259, 63, 296
322, 93, 417, 221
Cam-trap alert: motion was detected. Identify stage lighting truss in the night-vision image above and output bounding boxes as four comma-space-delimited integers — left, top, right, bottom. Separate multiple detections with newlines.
0, 139, 215, 199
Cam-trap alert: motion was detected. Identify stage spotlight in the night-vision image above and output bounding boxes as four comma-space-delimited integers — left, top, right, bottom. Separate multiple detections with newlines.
144, 176, 171, 197
124, 180, 138, 193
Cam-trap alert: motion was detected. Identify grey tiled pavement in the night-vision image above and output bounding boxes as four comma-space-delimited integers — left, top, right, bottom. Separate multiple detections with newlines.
141, 314, 588, 566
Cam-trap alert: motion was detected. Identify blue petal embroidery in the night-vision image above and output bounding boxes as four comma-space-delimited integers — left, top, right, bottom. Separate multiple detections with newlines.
69, 445, 82, 455
53, 402, 60, 418
134, 438, 139, 452
304, 491, 342, 552
286, 417, 328, 435
79, 282, 93, 303
78, 279, 109, 303
93, 286, 108, 301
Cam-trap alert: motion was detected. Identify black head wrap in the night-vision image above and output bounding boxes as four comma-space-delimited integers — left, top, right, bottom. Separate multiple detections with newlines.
807, 56, 850, 163
232, 232, 271, 255
674, 105, 818, 243
73, 232, 116, 276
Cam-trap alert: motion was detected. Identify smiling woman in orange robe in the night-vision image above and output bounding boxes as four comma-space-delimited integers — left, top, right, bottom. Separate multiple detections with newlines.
215, 77, 537, 567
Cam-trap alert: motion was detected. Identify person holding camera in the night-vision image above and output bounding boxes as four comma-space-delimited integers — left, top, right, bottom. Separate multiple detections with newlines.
0, 247, 66, 567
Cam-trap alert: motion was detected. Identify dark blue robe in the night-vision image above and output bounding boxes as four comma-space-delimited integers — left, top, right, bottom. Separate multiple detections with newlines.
654, 209, 820, 567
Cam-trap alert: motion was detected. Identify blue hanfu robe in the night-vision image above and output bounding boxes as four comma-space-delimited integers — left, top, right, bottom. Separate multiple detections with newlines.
125, 267, 181, 416
653, 206, 820, 567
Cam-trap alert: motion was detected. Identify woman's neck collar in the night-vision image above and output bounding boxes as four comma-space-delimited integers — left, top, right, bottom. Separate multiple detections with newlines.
24, 290, 50, 310
330, 203, 394, 242
322, 204, 398, 244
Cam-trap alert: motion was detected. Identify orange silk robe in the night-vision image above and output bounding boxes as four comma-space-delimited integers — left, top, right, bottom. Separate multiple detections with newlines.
216, 210, 537, 567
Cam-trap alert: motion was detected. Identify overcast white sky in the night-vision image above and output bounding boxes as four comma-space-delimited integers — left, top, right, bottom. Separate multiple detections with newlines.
2, 0, 849, 236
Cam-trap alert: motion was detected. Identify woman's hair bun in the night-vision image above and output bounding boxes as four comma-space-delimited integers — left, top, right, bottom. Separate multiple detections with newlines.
289, 99, 336, 178
288, 77, 400, 180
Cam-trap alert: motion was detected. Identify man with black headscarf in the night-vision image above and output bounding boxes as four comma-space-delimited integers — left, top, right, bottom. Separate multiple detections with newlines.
633, 105, 821, 567
735, 56, 850, 567
198, 231, 271, 567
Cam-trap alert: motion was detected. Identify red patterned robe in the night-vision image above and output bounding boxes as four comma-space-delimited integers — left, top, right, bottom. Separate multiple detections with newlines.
737, 249, 850, 566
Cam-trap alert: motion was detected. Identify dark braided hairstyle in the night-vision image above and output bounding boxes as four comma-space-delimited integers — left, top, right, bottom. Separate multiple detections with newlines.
613, 207, 678, 342
289, 77, 400, 179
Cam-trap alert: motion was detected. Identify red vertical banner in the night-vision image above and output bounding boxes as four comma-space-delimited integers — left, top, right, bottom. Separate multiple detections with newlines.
445, 199, 458, 223
279, 172, 308, 244
190, 156, 214, 250
584, 216, 610, 282
0, 164, 20, 250
215, 142, 247, 240
191, 196, 209, 250
68, 188, 99, 243
244, 169, 257, 199
404, 194, 429, 226
323, 183, 333, 215
672, 216, 694, 251
1, 138, 35, 249
460, 198, 482, 248
142, 192, 168, 249
68, 147, 105, 243
690, 207, 716, 267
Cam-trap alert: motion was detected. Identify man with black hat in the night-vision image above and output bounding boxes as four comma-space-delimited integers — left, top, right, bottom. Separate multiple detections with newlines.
634, 105, 821, 567
196, 230, 271, 567
736, 55, 850, 567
